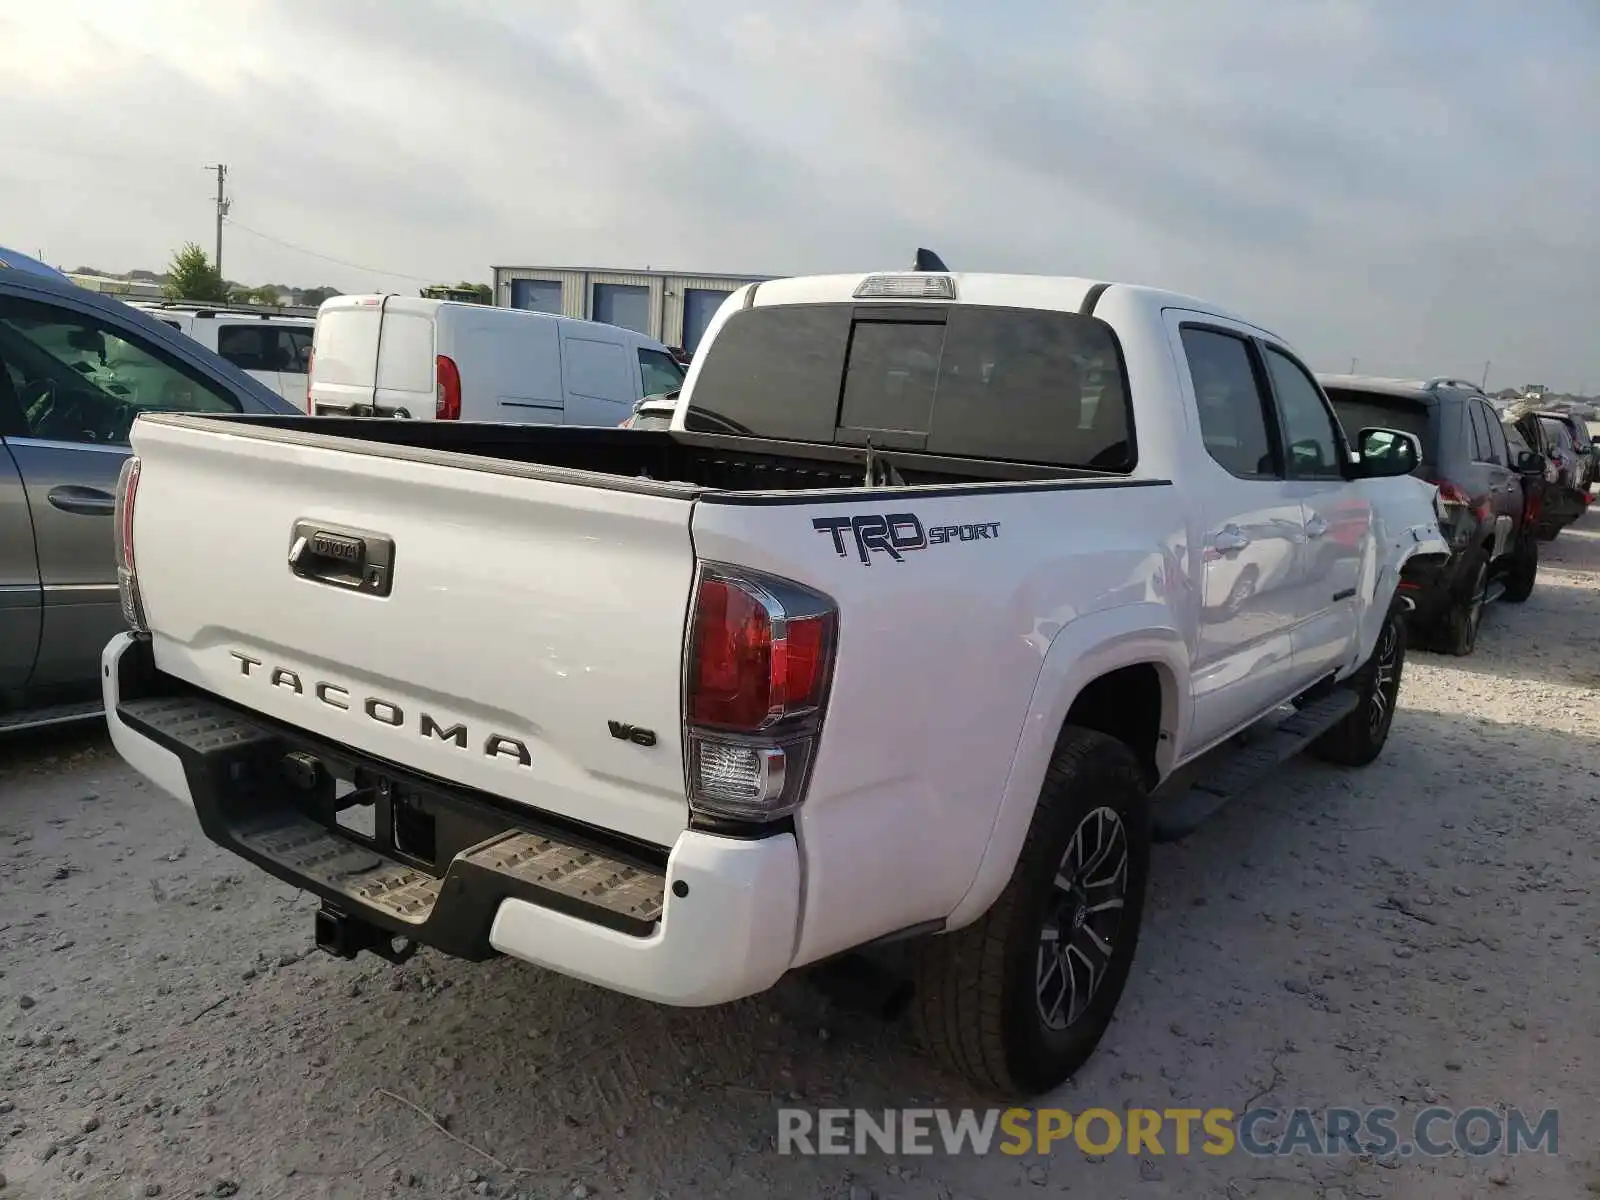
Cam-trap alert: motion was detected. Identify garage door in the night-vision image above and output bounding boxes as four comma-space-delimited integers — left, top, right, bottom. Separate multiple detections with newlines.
510, 279, 563, 313
682, 289, 731, 356
592, 283, 649, 334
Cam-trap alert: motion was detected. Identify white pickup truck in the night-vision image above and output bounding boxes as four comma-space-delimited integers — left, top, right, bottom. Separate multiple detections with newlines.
102, 267, 1447, 1096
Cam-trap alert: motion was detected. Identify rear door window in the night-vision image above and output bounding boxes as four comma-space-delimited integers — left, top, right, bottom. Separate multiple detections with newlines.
1467, 402, 1493, 463
683, 303, 1133, 470
1479, 402, 1508, 465
1179, 327, 1277, 479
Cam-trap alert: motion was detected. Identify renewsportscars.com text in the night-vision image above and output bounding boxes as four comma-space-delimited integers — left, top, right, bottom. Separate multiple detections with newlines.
777, 1106, 1558, 1159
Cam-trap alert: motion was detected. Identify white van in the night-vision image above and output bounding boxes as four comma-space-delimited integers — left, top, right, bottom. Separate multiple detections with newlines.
308, 295, 686, 425
126, 302, 315, 408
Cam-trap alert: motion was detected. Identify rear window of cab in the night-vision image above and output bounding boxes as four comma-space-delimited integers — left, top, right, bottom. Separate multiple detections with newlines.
683, 303, 1134, 472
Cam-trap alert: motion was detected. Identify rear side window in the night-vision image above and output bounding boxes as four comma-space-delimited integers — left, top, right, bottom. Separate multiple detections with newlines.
216, 324, 314, 374
1179, 327, 1275, 479
683, 303, 1133, 471
1325, 389, 1433, 460
216, 325, 274, 371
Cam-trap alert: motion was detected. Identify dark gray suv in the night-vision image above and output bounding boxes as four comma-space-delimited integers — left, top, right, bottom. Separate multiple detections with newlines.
1320, 374, 1540, 656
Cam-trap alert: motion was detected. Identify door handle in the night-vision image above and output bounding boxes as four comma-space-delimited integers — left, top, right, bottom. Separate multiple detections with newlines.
1305, 513, 1330, 539
1212, 526, 1251, 554
47, 485, 115, 516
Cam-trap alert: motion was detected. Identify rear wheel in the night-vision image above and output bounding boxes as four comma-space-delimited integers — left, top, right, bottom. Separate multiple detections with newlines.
911, 728, 1150, 1096
1434, 550, 1488, 656
1501, 530, 1538, 603
1312, 602, 1406, 767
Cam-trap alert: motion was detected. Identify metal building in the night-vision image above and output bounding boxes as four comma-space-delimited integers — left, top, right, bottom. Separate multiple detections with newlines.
490, 264, 775, 356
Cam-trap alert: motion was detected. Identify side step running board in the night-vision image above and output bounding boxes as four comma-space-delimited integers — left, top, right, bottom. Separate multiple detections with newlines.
0, 699, 106, 735
1151, 688, 1359, 842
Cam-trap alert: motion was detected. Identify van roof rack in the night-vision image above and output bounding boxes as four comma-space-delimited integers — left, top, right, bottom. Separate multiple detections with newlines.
129, 299, 318, 320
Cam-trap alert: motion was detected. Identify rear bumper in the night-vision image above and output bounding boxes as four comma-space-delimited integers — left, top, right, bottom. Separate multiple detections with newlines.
1396, 551, 1457, 623
102, 633, 800, 1006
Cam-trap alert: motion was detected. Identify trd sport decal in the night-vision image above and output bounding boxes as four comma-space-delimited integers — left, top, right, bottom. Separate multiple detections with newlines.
812, 513, 1001, 565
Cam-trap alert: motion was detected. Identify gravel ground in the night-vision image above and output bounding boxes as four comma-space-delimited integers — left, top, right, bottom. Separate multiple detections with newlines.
3, 512, 1598, 1200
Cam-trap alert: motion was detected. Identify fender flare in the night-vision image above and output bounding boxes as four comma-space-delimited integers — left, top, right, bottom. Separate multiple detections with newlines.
942, 603, 1191, 932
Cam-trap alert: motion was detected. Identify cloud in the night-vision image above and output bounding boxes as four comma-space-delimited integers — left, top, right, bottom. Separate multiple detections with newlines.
2, 0, 1596, 389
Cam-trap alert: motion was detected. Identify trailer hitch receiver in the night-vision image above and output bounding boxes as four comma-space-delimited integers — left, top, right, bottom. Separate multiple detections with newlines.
314, 904, 418, 965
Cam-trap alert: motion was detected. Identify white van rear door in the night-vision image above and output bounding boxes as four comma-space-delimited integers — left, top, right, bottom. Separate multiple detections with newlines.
310, 298, 436, 418
310, 300, 381, 415
373, 309, 436, 419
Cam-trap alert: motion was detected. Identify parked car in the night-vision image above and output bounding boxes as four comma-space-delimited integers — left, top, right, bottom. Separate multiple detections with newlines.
1503, 414, 1586, 540
127, 302, 315, 410
0, 264, 298, 731
105, 263, 1445, 1097
618, 391, 678, 430
1320, 374, 1537, 655
1536, 415, 1591, 510
308, 295, 685, 426
1537, 411, 1595, 491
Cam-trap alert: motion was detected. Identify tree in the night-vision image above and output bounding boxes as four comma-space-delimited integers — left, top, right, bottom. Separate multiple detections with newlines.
162, 242, 228, 302
297, 286, 339, 307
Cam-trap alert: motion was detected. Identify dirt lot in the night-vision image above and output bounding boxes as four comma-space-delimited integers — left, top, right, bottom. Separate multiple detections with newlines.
4, 515, 1599, 1200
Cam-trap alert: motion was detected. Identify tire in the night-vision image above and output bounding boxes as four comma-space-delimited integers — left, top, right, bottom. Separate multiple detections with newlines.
1501, 530, 1538, 603
1434, 550, 1488, 657
911, 728, 1150, 1097
1311, 602, 1406, 767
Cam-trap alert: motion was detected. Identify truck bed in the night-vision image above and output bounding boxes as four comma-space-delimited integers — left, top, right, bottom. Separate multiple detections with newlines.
173, 413, 1109, 496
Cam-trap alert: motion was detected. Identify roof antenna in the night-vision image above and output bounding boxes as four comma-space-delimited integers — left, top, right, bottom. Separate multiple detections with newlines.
912, 247, 949, 272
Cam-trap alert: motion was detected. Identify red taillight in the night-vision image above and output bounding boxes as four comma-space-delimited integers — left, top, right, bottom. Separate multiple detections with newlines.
688, 575, 831, 731
435, 354, 461, 420
114, 456, 147, 631
117, 457, 140, 571
683, 567, 837, 824
1429, 480, 1472, 507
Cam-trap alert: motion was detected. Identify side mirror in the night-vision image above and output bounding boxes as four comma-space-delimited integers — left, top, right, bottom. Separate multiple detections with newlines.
1355, 427, 1420, 478
1515, 449, 1546, 475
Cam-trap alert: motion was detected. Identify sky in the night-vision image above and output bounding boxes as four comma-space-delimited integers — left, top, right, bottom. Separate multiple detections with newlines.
3, 0, 1596, 391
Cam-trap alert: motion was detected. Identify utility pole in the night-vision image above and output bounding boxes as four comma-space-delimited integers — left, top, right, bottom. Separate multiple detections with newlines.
204, 163, 230, 277
1348, 357, 1358, 374
1481, 360, 1491, 390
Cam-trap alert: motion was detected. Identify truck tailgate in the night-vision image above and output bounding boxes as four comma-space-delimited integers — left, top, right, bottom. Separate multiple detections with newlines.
127, 417, 695, 847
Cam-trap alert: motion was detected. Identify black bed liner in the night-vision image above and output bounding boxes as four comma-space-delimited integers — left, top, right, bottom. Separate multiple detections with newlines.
135, 412, 1171, 502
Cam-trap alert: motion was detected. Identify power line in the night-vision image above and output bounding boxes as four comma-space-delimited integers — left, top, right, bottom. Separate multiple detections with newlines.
222, 217, 438, 284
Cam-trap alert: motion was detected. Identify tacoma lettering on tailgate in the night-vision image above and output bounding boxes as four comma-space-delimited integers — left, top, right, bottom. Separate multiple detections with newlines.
228, 651, 532, 767
812, 512, 1002, 566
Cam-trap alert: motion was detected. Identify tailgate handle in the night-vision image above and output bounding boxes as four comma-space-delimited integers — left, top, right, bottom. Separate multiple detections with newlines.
288, 521, 395, 597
